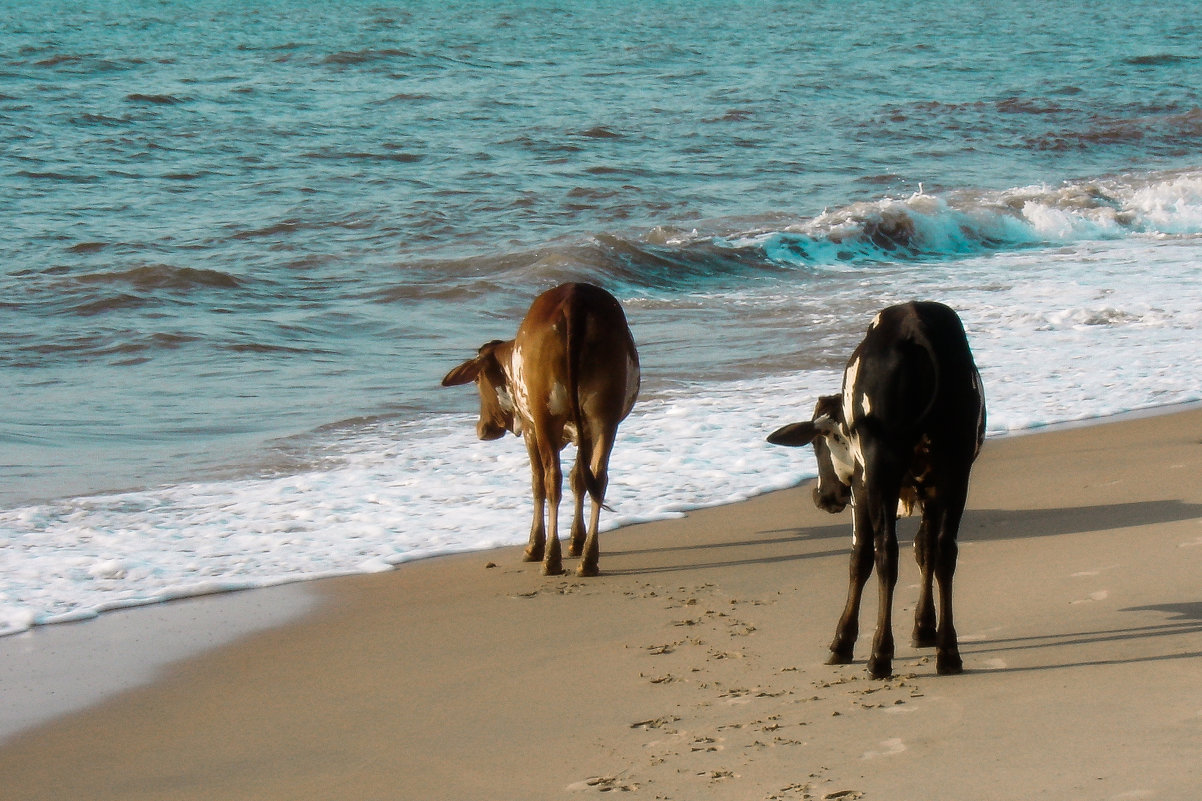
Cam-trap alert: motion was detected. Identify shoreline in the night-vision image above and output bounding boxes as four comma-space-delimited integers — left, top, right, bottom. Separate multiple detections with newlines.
0, 583, 317, 745
5, 398, 1201, 640
2, 406, 1202, 799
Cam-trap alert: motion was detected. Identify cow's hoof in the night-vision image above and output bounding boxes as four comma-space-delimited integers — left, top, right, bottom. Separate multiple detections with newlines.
867, 656, 893, 680
826, 651, 855, 666
576, 562, 599, 578
523, 547, 543, 563
541, 562, 565, 577
936, 651, 963, 675
911, 630, 937, 649
567, 544, 583, 558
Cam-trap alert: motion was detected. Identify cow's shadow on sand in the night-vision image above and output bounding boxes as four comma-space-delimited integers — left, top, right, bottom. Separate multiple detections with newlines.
606, 497, 1202, 575
964, 602, 1202, 674
604, 496, 1202, 672
961, 499, 1202, 542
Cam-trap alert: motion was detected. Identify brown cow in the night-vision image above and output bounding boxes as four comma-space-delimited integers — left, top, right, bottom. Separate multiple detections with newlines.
442, 283, 640, 577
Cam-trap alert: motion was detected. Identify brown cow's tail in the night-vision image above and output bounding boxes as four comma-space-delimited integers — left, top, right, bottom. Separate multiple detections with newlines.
565, 290, 609, 510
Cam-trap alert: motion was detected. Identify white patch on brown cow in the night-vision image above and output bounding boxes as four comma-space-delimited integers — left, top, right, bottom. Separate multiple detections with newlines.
495, 386, 515, 414
547, 380, 569, 417
509, 345, 533, 421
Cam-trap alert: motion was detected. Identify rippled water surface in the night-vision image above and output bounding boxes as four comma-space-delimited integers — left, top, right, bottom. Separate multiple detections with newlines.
3, 0, 1202, 631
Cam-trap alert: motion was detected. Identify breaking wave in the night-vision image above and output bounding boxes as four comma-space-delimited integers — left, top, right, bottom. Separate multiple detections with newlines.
398, 167, 1202, 298
717, 168, 1202, 270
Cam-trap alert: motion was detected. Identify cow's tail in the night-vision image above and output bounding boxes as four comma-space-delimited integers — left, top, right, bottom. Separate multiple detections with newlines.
913, 334, 942, 427
565, 293, 609, 509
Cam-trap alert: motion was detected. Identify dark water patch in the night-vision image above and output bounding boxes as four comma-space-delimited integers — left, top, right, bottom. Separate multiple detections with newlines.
1124, 53, 1198, 66
230, 220, 305, 240
995, 97, 1069, 116
67, 294, 147, 316
1029, 108, 1202, 152
125, 93, 187, 105
17, 171, 100, 183
321, 48, 414, 66
566, 186, 620, 201
574, 125, 624, 139
503, 133, 582, 155
67, 242, 109, 254
23, 332, 203, 362
32, 53, 145, 73
855, 173, 907, 187
32, 54, 86, 68
74, 112, 132, 126
221, 342, 326, 355
378, 92, 434, 103
704, 109, 755, 122
302, 148, 423, 163
72, 265, 242, 291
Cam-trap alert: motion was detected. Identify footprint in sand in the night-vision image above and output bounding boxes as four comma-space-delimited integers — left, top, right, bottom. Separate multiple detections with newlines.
862, 737, 906, 759
1071, 564, 1118, 577
1070, 590, 1109, 604
566, 776, 639, 792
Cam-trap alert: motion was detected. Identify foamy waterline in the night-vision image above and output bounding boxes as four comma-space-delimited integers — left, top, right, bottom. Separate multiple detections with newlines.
4, 337, 1200, 638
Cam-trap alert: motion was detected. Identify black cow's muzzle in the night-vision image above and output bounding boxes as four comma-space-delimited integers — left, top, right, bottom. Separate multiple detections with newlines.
812, 483, 850, 514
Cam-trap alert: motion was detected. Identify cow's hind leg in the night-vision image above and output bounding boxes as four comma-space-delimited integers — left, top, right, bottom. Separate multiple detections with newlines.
858, 443, 904, 679
568, 459, 587, 558
576, 431, 614, 578
828, 495, 874, 665
934, 484, 968, 675
522, 435, 547, 563
867, 497, 900, 680
534, 434, 565, 576
911, 502, 939, 648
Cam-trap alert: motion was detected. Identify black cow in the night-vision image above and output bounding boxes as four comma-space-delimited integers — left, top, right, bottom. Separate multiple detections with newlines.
767, 301, 985, 678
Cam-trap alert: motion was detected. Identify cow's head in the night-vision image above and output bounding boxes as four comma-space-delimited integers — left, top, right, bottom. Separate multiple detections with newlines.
442, 339, 517, 441
767, 394, 854, 513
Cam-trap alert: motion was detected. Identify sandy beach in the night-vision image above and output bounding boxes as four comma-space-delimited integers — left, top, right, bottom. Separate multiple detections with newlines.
2, 407, 1201, 800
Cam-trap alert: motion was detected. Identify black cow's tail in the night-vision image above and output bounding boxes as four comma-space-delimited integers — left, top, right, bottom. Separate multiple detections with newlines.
911, 333, 942, 428
565, 291, 608, 509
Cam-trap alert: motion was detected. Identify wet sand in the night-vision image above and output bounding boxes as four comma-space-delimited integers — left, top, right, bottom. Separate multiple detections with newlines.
2, 408, 1201, 800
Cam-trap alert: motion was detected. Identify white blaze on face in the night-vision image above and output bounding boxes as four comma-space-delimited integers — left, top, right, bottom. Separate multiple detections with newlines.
814, 414, 856, 485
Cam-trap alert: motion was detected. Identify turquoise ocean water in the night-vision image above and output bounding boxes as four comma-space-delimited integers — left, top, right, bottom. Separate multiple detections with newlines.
3, 0, 1202, 632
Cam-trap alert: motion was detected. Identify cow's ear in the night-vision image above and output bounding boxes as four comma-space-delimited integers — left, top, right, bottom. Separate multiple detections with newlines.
767, 421, 820, 447
442, 357, 482, 387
